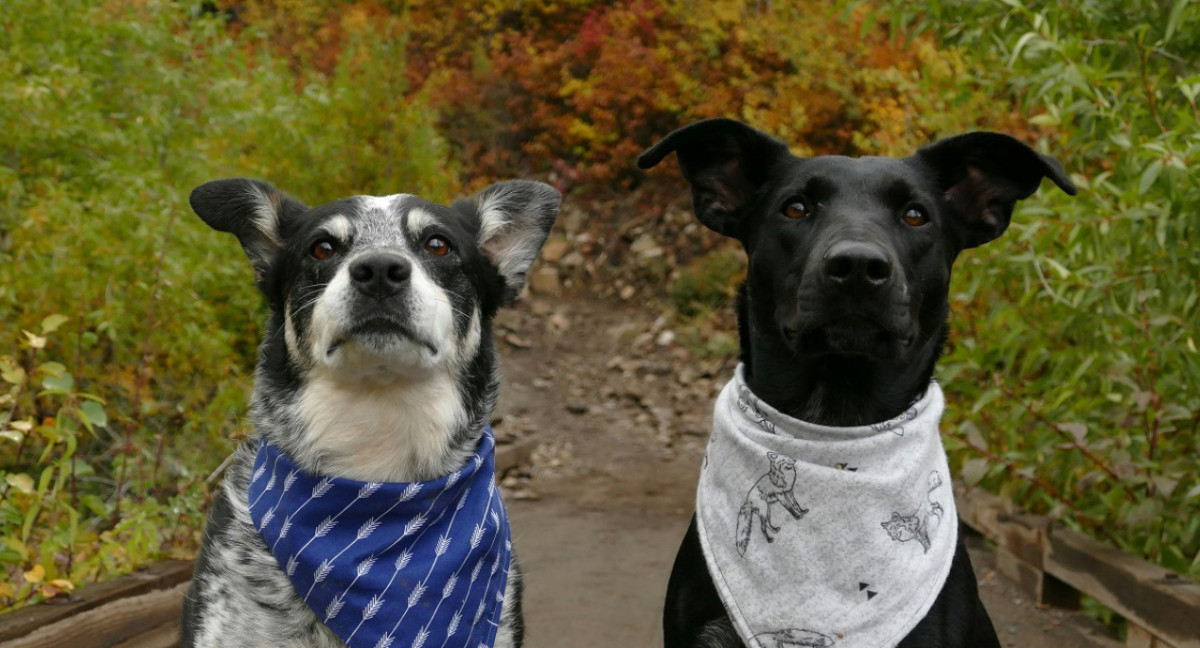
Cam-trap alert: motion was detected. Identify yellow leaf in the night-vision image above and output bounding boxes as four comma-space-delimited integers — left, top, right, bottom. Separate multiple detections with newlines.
9, 418, 33, 432
22, 331, 46, 350
5, 473, 34, 494
49, 579, 75, 591
24, 564, 45, 584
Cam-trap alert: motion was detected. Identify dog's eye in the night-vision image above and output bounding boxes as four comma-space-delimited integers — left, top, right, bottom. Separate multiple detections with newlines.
902, 208, 928, 227
424, 235, 451, 257
311, 240, 336, 260
782, 200, 809, 220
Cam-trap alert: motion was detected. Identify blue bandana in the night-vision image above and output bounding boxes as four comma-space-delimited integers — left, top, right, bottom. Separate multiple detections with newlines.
248, 427, 512, 648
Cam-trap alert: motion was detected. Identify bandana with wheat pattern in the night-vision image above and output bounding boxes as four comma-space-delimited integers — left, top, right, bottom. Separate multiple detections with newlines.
696, 365, 957, 648
248, 427, 512, 648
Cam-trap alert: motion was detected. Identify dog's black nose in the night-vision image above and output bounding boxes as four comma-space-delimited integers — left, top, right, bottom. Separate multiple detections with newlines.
823, 241, 892, 292
349, 252, 412, 298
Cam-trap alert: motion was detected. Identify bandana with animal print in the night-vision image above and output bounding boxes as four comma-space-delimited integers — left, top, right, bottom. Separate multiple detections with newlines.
696, 365, 957, 648
248, 427, 512, 648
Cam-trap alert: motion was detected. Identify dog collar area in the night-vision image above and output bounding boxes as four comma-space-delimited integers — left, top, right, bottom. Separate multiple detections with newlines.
247, 427, 513, 648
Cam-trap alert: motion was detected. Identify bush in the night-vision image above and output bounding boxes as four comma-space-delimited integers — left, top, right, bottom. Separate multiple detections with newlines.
405, 0, 1032, 188
858, 0, 1200, 579
0, 0, 455, 610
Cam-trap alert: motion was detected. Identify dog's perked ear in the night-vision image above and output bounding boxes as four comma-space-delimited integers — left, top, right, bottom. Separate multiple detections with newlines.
189, 178, 309, 278
461, 180, 561, 303
638, 118, 790, 238
914, 133, 1078, 249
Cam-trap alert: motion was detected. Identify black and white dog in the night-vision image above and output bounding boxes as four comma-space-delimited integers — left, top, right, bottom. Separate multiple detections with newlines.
181, 179, 559, 648
639, 119, 1075, 648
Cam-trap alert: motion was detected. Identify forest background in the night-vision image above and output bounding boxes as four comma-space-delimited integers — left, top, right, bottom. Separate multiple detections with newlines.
0, 0, 1196, 630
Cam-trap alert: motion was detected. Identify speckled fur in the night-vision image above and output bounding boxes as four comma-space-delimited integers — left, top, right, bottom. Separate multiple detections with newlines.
181, 179, 557, 648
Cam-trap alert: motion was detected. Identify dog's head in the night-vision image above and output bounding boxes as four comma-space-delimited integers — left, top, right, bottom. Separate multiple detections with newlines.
190, 179, 559, 479
639, 119, 1077, 363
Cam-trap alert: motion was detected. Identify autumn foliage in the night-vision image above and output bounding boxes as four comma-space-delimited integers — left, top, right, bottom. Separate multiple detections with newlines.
236, 0, 1032, 189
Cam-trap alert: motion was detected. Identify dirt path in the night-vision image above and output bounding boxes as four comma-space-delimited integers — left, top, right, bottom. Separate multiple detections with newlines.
492, 294, 1120, 648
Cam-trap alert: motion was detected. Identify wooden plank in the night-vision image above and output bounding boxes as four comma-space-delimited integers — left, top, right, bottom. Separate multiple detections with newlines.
1044, 528, 1200, 648
0, 561, 192, 643
0, 582, 187, 648
496, 438, 537, 473
956, 485, 1007, 540
958, 487, 1078, 608
1126, 623, 1176, 648
108, 620, 181, 648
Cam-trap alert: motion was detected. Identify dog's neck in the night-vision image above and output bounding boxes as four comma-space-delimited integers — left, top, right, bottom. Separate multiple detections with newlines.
252, 329, 499, 483
736, 287, 944, 427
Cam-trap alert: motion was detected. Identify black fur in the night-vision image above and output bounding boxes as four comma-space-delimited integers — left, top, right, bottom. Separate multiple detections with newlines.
640, 118, 1076, 648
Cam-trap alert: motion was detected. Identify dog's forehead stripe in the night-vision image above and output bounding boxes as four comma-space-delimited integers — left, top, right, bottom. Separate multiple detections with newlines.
357, 194, 413, 213
404, 207, 438, 238
318, 214, 353, 241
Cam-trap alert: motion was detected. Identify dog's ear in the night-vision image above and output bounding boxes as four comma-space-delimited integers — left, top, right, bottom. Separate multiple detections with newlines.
463, 180, 561, 303
915, 133, 1077, 249
638, 118, 790, 238
189, 178, 309, 278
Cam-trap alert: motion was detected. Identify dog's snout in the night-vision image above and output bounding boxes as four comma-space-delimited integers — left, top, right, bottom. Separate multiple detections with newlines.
349, 252, 412, 298
823, 241, 892, 291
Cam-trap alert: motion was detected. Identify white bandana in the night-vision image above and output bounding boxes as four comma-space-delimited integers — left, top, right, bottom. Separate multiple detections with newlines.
696, 365, 956, 648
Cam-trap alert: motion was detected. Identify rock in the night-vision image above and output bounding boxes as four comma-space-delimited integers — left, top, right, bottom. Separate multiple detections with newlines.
505, 333, 532, 349
560, 251, 585, 268
630, 233, 664, 260
565, 402, 589, 415
619, 285, 636, 300
529, 266, 562, 295
541, 236, 570, 263
656, 330, 675, 346
547, 311, 571, 333
560, 205, 587, 235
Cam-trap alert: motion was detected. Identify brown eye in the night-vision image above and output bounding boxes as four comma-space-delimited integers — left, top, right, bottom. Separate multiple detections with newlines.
782, 200, 809, 220
311, 240, 336, 260
902, 207, 928, 227
424, 235, 451, 256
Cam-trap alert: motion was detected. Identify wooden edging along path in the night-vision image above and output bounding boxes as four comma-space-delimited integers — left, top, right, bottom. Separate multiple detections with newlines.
0, 440, 539, 648
2, 459, 1196, 647
957, 485, 1200, 648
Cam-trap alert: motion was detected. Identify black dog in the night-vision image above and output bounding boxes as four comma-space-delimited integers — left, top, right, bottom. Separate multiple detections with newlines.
639, 119, 1076, 647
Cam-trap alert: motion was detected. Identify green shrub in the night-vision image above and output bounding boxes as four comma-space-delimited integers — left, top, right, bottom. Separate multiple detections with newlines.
857, 0, 1200, 579
0, 0, 455, 610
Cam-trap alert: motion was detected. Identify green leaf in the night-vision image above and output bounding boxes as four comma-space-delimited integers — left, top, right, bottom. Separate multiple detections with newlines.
0, 361, 26, 385
78, 400, 108, 430
1164, 0, 1191, 43
961, 458, 990, 487
41, 372, 75, 393
5, 473, 34, 495
1122, 499, 1163, 528
40, 314, 69, 335
1138, 159, 1163, 195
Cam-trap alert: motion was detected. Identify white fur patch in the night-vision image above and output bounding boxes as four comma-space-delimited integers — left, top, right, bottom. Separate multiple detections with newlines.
405, 206, 438, 239
319, 214, 352, 243
245, 183, 283, 248
294, 367, 467, 482
357, 194, 412, 215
